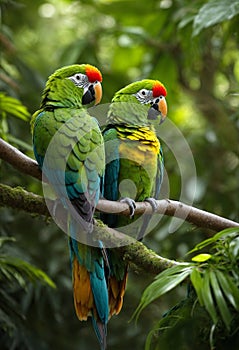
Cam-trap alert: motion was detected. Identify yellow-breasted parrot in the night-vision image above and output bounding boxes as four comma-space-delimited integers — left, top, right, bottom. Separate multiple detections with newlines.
31, 64, 108, 349
102, 79, 167, 316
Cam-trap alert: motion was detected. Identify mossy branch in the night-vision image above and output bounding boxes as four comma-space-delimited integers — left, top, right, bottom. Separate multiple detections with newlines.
0, 138, 239, 275
0, 182, 179, 275
0, 137, 238, 231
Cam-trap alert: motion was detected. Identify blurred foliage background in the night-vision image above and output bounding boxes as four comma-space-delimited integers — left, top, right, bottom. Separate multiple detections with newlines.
0, 0, 238, 349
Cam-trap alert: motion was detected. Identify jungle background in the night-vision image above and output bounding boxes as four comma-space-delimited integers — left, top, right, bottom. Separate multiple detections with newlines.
0, 0, 239, 349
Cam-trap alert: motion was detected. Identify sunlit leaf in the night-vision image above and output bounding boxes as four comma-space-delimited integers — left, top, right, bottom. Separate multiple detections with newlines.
191, 253, 212, 262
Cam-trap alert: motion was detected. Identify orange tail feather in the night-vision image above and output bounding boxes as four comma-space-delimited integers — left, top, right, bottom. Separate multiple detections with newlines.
109, 271, 128, 317
72, 258, 94, 320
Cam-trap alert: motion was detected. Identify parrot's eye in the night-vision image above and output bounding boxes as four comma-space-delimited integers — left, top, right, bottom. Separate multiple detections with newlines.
134, 89, 152, 103
68, 73, 89, 88
138, 89, 148, 98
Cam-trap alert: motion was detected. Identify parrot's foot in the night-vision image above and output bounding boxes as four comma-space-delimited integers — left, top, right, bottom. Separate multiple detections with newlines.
120, 197, 136, 218
145, 197, 159, 212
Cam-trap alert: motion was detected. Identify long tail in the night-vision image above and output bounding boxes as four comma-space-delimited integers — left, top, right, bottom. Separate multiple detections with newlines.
91, 311, 107, 350
69, 234, 109, 349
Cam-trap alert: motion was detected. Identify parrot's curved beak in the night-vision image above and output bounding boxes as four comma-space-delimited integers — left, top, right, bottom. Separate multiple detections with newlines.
82, 82, 102, 106
158, 97, 167, 124
93, 82, 102, 105
148, 97, 167, 124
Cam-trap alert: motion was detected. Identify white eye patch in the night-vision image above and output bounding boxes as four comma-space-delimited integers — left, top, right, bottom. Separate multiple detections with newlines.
68, 73, 89, 88
134, 89, 153, 104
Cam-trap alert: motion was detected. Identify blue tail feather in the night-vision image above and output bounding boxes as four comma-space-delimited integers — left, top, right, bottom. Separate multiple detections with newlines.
90, 260, 109, 324
69, 222, 109, 349
92, 315, 107, 350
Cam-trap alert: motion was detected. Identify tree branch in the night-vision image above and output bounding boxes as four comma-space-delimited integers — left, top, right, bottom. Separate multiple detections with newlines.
0, 138, 238, 232
0, 137, 238, 275
0, 183, 48, 216
0, 183, 179, 275
0, 137, 42, 180
99, 199, 239, 231
0, 138, 238, 231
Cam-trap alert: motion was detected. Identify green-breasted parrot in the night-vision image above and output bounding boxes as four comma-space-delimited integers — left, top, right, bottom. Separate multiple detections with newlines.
102, 79, 167, 315
31, 64, 108, 349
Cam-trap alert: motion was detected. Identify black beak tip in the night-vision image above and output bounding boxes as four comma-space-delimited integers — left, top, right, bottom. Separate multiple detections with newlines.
159, 116, 165, 125
148, 105, 159, 120
82, 85, 95, 105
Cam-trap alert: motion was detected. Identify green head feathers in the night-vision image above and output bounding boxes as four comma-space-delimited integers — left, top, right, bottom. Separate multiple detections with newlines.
30, 64, 102, 132
107, 79, 167, 127
40, 64, 102, 109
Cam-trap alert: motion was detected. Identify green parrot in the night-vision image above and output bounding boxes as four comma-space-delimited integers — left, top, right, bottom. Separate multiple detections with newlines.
102, 79, 167, 316
31, 64, 109, 349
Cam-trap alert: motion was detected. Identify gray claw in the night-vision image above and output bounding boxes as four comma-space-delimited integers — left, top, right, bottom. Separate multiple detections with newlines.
120, 197, 136, 218
52, 198, 62, 217
145, 197, 158, 212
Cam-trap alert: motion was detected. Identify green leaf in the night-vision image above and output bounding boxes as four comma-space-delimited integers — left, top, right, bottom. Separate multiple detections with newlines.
188, 227, 239, 255
209, 270, 232, 330
191, 253, 212, 262
145, 328, 156, 350
215, 270, 239, 311
0, 256, 56, 289
0, 93, 30, 121
193, 0, 239, 36
0, 237, 16, 248
209, 324, 216, 350
190, 268, 204, 305
201, 270, 218, 325
229, 236, 239, 260
133, 264, 192, 320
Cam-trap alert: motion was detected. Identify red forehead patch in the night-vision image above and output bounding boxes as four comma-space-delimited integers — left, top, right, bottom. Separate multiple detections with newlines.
85, 65, 102, 83
152, 82, 167, 97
